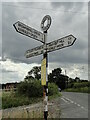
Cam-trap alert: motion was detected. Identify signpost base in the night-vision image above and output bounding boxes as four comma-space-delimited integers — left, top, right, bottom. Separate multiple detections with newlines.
43, 85, 48, 120
44, 111, 48, 120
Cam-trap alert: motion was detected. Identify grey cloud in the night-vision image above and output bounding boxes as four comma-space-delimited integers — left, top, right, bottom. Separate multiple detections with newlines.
51, 2, 84, 11
88, 2, 90, 64
2, 68, 17, 73
51, 2, 75, 10
48, 45, 88, 64
2, 3, 43, 64
2, 2, 88, 65
2, 71, 19, 84
0, 3, 2, 57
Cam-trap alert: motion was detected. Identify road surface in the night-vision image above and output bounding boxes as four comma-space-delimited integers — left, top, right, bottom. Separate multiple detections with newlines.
60, 92, 88, 118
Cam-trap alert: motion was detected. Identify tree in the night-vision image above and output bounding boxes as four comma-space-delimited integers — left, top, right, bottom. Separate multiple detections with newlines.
24, 75, 34, 82
48, 68, 68, 90
75, 77, 80, 82
28, 66, 41, 80
68, 78, 74, 88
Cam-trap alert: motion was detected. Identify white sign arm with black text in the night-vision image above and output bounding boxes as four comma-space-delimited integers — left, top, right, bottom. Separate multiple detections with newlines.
25, 34, 76, 58
13, 21, 44, 43
47, 34, 76, 53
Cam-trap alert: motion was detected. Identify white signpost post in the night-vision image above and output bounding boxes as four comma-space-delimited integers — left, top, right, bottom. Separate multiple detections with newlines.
13, 15, 76, 120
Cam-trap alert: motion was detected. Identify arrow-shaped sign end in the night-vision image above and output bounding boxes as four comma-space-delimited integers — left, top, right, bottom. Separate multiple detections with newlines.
70, 34, 77, 46
13, 21, 20, 32
70, 34, 76, 39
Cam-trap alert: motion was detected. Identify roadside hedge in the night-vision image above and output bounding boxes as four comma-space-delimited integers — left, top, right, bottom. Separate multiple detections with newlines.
17, 80, 43, 97
73, 82, 90, 89
17, 79, 59, 97
48, 83, 58, 96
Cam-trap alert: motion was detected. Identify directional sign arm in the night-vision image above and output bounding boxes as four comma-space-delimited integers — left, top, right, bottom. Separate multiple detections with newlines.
67, 34, 76, 46
13, 21, 44, 43
25, 34, 76, 58
13, 21, 19, 32
25, 45, 44, 58
46, 34, 76, 53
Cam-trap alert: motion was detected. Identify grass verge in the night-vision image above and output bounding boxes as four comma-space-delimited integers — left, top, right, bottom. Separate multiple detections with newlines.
49, 92, 61, 100
2, 91, 42, 109
2, 91, 61, 109
64, 87, 90, 93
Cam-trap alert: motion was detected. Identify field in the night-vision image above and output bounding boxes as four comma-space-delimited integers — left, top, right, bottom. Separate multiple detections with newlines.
2, 91, 42, 109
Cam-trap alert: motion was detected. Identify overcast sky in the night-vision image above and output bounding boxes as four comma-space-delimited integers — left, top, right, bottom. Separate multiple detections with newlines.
0, 1, 89, 83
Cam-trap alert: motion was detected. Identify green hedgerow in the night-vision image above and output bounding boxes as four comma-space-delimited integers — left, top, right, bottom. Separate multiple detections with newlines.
17, 79, 59, 97
48, 83, 58, 96
17, 79, 43, 97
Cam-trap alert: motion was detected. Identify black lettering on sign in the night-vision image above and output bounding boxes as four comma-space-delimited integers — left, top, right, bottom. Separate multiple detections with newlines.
34, 51, 39, 55
18, 23, 25, 29
68, 37, 72, 40
34, 30, 40, 36
18, 27, 25, 33
57, 43, 64, 48
68, 41, 71, 45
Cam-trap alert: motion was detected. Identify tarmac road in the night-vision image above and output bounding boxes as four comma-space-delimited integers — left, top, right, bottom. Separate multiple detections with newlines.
60, 92, 88, 118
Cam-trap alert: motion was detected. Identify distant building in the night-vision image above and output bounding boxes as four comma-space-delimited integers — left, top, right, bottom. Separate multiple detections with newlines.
2, 82, 19, 91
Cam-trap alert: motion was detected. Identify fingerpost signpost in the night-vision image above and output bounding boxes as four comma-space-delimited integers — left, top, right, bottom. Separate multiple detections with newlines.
13, 15, 76, 120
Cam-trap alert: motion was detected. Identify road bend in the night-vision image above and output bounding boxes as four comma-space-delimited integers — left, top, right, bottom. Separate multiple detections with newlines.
60, 92, 88, 118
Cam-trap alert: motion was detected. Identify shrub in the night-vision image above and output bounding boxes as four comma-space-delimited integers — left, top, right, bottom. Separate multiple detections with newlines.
17, 79, 59, 98
73, 82, 88, 89
88, 81, 90, 87
68, 83, 74, 88
17, 79, 43, 97
48, 83, 58, 96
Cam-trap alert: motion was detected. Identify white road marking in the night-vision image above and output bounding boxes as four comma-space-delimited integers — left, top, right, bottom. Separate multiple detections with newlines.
61, 98, 68, 103
62, 96, 88, 116
70, 101, 74, 103
61, 96, 88, 112
61, 95, 88, 114
81, 106, 84, 109
63, 96, 74, 104
80, 106, 88, 111
77, 104, 80, 107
